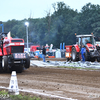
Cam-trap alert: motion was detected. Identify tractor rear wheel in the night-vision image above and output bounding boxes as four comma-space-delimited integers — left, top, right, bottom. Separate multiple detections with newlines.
2, 56, 8, 72
71, 47, 77, 61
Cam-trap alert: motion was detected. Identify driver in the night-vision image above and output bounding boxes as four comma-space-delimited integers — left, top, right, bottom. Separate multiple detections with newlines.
85, 39, 88, 44
85, 39, 91, 44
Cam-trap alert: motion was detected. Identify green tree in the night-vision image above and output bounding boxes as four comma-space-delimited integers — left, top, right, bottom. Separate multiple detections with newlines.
79, 3, 100, 37
51, 2, 78, 47
2, 2, 100, 48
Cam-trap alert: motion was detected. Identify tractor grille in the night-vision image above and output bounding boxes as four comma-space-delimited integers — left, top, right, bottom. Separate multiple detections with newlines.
11, 46, 24, 53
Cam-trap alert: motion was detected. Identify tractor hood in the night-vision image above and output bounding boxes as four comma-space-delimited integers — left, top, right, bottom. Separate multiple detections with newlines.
86, 43, 100, 57
86, 43, 96, 51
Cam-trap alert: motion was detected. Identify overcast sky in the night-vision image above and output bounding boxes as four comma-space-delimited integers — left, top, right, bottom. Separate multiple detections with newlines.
0, 0, 100, 22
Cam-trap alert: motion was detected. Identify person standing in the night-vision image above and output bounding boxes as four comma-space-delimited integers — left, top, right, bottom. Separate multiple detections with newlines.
42, 46, 46, 62
81, 45, 86, 62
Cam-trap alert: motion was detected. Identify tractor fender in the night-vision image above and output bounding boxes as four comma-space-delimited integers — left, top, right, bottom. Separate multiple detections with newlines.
72, 44, 80, 52
0, 48, 3, 56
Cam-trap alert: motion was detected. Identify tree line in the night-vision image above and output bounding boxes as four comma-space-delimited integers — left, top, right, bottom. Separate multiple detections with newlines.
1, 2, 100, 48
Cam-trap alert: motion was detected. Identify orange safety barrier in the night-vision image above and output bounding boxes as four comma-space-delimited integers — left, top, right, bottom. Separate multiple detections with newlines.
65, 52, 71, 58
34, 56, 39, 58
48, 56, 55, 58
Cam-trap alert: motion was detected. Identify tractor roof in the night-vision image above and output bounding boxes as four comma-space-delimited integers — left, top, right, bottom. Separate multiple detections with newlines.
76, 34, 94, 38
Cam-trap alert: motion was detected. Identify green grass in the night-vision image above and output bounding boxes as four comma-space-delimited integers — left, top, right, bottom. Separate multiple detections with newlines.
0, 90, 41, 100
57, 66, 100, 70
0, 90, 9, 99
10, 94, 40, 100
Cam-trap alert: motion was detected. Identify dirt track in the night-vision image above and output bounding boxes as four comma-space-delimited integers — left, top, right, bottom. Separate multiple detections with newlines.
0, 63, 100, 100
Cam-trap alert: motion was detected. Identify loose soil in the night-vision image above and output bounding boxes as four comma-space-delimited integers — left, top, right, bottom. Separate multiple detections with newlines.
0, 60, 100, 100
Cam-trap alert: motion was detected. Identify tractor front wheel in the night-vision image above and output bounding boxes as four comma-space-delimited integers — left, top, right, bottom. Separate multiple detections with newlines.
97, 57, 100, 62
2, 56, 8, 72
25, 53, 30, 68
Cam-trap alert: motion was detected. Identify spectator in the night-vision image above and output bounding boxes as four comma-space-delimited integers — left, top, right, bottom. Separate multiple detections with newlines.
42, 46, 46, 62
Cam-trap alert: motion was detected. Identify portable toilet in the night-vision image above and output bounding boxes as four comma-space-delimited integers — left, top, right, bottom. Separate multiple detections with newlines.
55, 49, 61, 58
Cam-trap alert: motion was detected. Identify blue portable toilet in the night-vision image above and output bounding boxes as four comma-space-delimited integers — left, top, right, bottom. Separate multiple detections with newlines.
63, 43, 65, 50
60, 43, 62, 50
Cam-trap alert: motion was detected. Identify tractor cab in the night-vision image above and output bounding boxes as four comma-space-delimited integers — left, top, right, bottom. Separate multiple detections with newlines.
76, 34, 96, 51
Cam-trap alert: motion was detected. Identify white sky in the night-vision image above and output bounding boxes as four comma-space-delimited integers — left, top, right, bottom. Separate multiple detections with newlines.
0, 0, 100, 22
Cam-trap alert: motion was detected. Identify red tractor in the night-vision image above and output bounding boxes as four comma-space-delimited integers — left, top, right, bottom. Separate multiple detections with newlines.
0, 32, 30, 73
65, 34, 100, 62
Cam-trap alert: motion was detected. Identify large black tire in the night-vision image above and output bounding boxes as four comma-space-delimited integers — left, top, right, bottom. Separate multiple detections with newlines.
84, 50, 92, 61
91, 58, 95, 62
97, 57, 100, 62
0, 56, 3, 73
2, 56, 8, 72
71, 47, 77, 61
84, 50, 88, 61
25, 53, 30, 68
